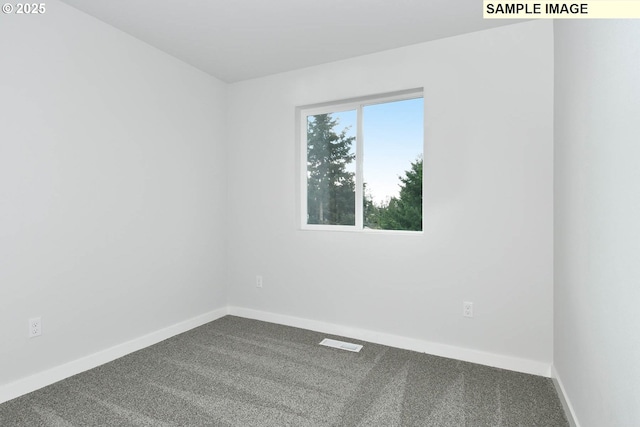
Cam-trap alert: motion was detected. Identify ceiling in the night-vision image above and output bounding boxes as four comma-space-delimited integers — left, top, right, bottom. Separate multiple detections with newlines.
59, 0, 524, 83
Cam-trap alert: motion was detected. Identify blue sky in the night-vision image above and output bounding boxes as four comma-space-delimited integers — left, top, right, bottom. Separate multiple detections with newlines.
330, 98, 423, 205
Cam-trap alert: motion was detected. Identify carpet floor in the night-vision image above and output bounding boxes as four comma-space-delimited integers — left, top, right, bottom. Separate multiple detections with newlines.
0, 316, 569, 426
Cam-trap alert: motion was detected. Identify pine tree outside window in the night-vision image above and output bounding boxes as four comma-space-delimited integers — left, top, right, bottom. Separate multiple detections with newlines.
299, 89, 424, 232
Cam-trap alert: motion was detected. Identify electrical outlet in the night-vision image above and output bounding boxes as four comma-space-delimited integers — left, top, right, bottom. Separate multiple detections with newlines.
256, 275, 263, 288
28, 317, 42, 338
463, 302, 473, 318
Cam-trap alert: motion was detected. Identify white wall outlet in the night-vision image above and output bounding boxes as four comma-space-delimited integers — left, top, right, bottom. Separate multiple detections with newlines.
463, 302, 473, 318
28, 317, 42, 337
256, 275, 263, 288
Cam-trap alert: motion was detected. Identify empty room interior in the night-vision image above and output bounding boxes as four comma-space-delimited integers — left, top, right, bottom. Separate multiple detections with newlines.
1, 1, 638, 426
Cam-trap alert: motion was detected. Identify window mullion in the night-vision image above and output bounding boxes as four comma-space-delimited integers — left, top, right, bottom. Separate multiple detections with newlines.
355, 104, 364, 230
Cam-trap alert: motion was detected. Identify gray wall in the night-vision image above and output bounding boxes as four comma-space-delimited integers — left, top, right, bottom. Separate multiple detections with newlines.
554, 20, 640, 427
0, 0, 228, 386
226, 20, 554, 371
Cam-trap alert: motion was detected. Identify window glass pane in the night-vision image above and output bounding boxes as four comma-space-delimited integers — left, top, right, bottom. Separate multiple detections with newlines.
362, 98, 423, 231
306, 110, 357, 225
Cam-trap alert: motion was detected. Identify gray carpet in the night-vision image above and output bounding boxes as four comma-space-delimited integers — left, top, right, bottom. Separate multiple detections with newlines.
0, 316, 569, 426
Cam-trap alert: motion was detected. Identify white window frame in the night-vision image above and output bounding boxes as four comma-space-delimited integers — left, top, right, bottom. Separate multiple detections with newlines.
298, 88, 424, 233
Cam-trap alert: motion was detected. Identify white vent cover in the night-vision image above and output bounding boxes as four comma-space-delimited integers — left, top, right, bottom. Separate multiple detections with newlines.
319, 338, 362, 352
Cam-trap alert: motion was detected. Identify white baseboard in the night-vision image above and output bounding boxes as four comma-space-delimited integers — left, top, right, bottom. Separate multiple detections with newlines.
0, 307, 229, 405
1, 306, 554, 406
228, 306, 552, 377
551, 365, 580, 427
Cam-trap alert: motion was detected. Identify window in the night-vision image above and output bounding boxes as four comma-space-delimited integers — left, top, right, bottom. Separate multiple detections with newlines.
300, 89, 424, 232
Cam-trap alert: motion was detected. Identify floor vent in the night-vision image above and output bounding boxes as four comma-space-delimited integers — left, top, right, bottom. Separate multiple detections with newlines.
319, 338, 363, 353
